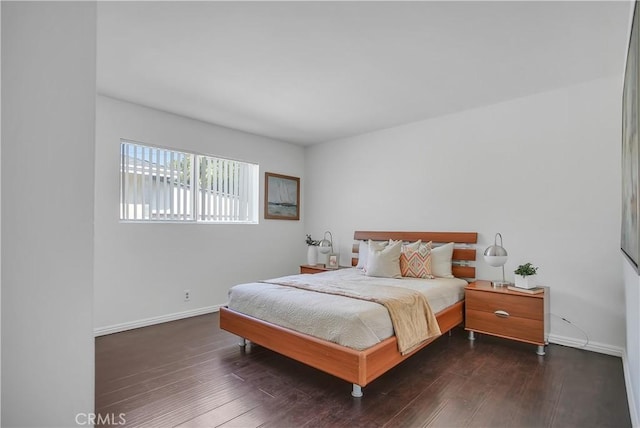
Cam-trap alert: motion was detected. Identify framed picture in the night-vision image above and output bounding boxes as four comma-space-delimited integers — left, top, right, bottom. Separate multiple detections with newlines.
327, 254, 339, 269
264, 172, 300, 220
622, 1, 640, 272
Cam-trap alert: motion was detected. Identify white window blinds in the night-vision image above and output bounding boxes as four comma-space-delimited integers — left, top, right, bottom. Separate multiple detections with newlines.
120, 140, 258, 223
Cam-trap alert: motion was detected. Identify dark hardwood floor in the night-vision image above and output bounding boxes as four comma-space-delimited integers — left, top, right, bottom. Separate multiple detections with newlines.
95, 313, 631, 428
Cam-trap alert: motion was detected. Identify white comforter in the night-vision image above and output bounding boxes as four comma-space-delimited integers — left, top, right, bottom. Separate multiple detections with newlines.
227, 268, 467, 350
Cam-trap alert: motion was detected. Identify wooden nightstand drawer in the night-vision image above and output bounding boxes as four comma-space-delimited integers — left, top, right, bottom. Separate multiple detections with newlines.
300, 264, 346, 274
466, 289, 543, 321
300, 265, 326, 274
466, 309, 544, 344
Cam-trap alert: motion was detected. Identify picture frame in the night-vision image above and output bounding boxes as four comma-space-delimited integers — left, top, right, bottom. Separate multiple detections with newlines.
622, 1, 640, 273
327, 254, 339, 269
264, 172, 300, 220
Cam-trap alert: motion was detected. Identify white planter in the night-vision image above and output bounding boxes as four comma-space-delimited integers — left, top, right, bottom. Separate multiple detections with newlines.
514, 274, 537, 289
307, 246, 318, 265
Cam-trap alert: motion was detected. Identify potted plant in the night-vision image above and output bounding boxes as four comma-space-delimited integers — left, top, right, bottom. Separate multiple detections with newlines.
514, 262, 538, 289
305, 234, 320, 265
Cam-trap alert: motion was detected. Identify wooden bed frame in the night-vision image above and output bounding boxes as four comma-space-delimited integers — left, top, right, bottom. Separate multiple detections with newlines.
220, 231, 477, 397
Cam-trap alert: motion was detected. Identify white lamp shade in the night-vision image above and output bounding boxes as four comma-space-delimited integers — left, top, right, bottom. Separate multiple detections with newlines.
318, 240, 332, 254
483, 242, 508, 267
484, 255, 508, 267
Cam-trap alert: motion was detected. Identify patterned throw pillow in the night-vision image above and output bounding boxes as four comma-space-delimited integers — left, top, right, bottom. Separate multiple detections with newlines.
400, 240, 434, 279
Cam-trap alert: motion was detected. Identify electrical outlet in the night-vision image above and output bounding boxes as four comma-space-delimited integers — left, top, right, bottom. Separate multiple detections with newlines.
184, 289, 191, 302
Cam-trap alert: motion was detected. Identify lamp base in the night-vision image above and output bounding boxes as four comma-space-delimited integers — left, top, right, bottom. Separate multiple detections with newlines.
491, 280, 512, 288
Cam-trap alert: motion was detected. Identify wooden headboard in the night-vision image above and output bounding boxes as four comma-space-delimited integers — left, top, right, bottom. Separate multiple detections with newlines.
351, 231, 478, 279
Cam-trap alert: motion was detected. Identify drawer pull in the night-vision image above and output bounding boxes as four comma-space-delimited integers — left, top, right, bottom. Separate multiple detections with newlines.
494, 310, 510, 318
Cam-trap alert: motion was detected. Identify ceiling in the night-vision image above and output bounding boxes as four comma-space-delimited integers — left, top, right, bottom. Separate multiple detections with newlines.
97, 1, 631, 146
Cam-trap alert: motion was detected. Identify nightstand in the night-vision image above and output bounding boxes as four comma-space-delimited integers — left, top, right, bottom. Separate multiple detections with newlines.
465, 280, 549, 355
299, 264, 343, 274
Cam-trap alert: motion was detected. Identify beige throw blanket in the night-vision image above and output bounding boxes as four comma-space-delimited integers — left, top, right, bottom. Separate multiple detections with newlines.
261, 277, 441, 355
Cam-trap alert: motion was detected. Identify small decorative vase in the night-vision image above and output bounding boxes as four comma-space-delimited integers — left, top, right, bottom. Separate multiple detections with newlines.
307, 246, 318, 265
515, 274, 536, 289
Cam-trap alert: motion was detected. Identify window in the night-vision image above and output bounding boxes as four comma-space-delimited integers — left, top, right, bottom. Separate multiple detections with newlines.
120, 140, 259, 223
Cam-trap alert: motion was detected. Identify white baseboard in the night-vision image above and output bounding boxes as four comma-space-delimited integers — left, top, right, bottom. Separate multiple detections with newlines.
548, 333, 624, 357
622, 351, 640, 428
94, 305, 222, 337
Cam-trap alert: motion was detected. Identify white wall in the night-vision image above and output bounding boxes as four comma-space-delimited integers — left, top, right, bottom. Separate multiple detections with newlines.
306, 76, 624, 353
94, 96, 305, 332
2, 2, 96, 426
623, 258, 640, 425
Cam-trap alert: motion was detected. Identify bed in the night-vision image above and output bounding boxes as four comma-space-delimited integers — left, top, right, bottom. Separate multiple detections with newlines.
220, 231, 477, 397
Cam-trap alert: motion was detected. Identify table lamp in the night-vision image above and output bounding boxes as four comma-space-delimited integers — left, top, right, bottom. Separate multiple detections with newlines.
318, 231, 333, 255
484, 232, 510, 287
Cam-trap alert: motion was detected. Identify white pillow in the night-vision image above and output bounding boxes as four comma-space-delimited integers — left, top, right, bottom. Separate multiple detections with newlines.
431, 242, 455, 278
356, 241, 369, 269
365, 239, 402, 278
403, 239, 422, 252
356, 240, 388, 270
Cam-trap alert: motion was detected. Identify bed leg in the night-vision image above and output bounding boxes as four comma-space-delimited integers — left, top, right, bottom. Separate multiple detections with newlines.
351, 384, 363, 398
448, 330, 452, 337
238, 338, 247, 348
468, 331, 475, 341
